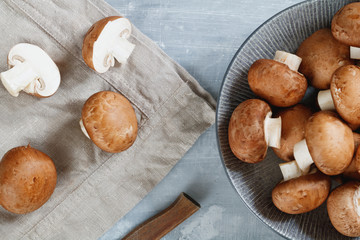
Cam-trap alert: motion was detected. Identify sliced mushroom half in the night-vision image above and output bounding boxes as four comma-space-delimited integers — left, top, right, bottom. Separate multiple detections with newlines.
82, 16, 135, 73
0, 43, 60, 97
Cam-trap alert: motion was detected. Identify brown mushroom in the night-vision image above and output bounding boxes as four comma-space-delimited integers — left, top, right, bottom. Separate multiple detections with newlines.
296, 28, 353, 89
272, 170, 330, 214
294, 111, 354, 175
0, 146, 57, 214
332, 3, 360, 59
343, 133, 360, 180
327, 181, 360, 237
247, 51, 307, 107
272, 104, 312, 162
82, 16, 135, 73
80, 91, 138, 153
318, 65, 360, 125
228, 99, 281, 163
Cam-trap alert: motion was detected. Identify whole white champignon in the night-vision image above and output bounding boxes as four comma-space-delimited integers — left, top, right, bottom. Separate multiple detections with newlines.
0, 43, 60, 97
83, 17, 135, 73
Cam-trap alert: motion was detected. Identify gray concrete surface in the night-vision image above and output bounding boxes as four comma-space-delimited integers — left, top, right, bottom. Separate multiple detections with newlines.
101, 0, 303, 239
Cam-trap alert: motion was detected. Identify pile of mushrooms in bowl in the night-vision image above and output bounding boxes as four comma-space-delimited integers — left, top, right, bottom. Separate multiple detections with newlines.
227, 2, 360, 238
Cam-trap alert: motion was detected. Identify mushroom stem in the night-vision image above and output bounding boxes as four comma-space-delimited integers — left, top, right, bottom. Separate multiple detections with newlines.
264, 112, 281, 149
0, 61, 39, 97
79, 119, 90, 139
294, 139, 313, 173
274, 51, 302, 71
317, 89, 335, 111
279, 161, 303, 181
350, 46, 360, 60
111, 37, 135, 64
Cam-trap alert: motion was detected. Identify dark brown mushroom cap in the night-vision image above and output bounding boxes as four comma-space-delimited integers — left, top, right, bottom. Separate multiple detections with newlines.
273, 104, 312, 162
331, 65, 360, 125
248, 59, 307, 107
327, 181, 360, 237
228, 99, 270, 163
332, 3, 360, 47
348, 123, 360, 131
305, 111, 354, 175
82, 16, 122, 71
82, 91, 138, 153
272, 170, 330, 214
0, 146, 57, 214
296, 28, 353, 89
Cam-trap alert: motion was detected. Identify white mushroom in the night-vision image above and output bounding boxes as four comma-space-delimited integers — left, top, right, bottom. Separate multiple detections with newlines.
82, 16, 136, 73
0, 43, 60, 97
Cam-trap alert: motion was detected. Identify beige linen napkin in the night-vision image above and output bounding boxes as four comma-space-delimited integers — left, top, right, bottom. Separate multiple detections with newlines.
0, 0, 215, 239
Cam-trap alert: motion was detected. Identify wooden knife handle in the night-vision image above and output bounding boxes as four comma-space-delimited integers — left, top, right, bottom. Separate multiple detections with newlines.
122, 192, 200, 240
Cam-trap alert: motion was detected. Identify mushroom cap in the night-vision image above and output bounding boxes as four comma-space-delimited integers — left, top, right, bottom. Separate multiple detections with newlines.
7, 43, 60, 97
273, 104, 312, 162
0, 146, 57, 214
296, 28, 353, 89
332, 2, 360, 47
82, 16, 132, 73
81, 91, 138, 153
228, 99, 270, 163
354, 141, 360, 176
354, 132, 360, 151
331, 65, 360, 125
305, 111, 354, 175
343, 133, 360, 180
248, 59, 307, 107
327, 181, 360, 237
272, 170, 330, 214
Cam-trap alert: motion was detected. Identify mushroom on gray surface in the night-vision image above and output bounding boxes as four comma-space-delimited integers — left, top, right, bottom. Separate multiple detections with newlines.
343, 133, 360, 180
296, 28, 353, 89
332, 2, 360, 59
294, 111, 354, 176
318, 65, 360, 125
0, 43, 60, 97
247, 51, 307, 107
228, 99, 281, 163
272, 169, 331, 214
327, 181, 360, 237
272, 104, 312, 162
82, 16, 135, 73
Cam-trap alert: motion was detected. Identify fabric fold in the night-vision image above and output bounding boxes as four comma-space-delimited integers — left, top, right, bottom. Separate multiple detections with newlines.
0, 0, 215, 239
